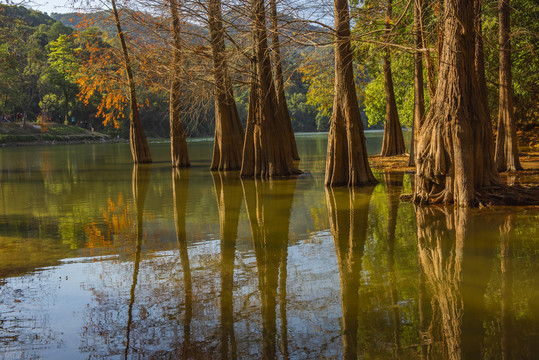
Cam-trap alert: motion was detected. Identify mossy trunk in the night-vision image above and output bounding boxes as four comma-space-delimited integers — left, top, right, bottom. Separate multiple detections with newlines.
413, 0, 499, 206
111, 0, 151, 164
381, 0, 406, 157
325, 0, 376, 187
269, 0, 299, 161
495, 0, 522, 172
169, 0, 190, 168
209, 0, 244, 171
240, 0, 300, 178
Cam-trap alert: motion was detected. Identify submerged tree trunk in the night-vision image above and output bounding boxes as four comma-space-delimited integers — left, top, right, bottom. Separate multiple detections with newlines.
410, 0, 426, 166
240, 0, 301, 178
269, 0, 299, 161
325, 0, 377, 187
413, 0, 499, 206
111, 0, 152, 164
169, 0, 190, 168
495, 0, 522, 172
326, 186, 373, 359
381, 0, 406, 157
208, 0, 244, 171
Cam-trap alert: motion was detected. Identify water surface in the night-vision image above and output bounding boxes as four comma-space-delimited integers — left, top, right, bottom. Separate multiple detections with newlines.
1, 132, 538, 359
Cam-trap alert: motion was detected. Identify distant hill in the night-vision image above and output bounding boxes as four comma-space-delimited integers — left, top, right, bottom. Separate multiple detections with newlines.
0, 4, 56, 27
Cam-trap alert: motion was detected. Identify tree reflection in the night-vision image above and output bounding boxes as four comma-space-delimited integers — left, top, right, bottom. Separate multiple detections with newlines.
242, 178, 297, 359
212, 172, 242, 360
326, 186, 374, 360
415, 206, 499, 360
124, 164, 151, 359
500, 214, 514, 360
172, 167, 192, 357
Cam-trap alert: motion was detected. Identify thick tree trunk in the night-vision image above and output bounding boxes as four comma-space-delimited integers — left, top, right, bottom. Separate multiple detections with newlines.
211, 172, 240, 358
326, 186, 373, 360
381, 0, 406, 157
410, 0, 426, 166
495, 0, 522, 172
110, 0, 152, 164
169, 0, 190, 168
325, 0, 377, 187
240, 0, 301, 178
242, 178, 296, 359
208, 0, 244, 171
413, 0, 499, 206
172, 168, 193, 353
269, 0, 299, 161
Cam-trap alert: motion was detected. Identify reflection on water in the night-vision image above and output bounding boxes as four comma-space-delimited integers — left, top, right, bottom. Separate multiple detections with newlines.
1, 135, 538, 359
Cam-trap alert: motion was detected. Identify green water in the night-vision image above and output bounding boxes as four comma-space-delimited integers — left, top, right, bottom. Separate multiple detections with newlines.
0, 132, 538, 359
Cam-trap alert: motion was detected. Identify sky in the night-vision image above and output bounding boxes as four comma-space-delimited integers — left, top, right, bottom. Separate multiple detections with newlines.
23, 0, 77, 14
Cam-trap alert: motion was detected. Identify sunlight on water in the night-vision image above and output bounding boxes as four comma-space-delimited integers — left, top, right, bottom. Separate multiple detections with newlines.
0, 133, 538, 359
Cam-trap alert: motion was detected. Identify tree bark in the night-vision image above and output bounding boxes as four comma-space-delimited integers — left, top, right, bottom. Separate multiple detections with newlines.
413, 0, 499, 206
240, 0, 301, 178
208, 0, 244, 171
169, 0, 190, 168
269, 0, 300, 161
381, 0, 406, 157
325, 0, 377, 187
495, 0, 522, 172
410, 0, 426, 166
111, 0, 152, 164
326, 186, 374, 360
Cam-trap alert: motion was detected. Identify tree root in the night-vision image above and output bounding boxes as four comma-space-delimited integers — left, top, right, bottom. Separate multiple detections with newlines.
401, 184, 539, 207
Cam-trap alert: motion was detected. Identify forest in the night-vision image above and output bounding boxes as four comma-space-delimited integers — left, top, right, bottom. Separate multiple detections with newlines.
1, 0, 539, 205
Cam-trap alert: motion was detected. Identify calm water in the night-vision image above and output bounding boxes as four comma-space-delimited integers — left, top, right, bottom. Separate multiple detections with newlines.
0, 132, 538, 359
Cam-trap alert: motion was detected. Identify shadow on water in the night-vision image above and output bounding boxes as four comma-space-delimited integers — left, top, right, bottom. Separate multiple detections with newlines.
124, 164, 152, 360
242, 177, 297, 360
326, 185, 374, 360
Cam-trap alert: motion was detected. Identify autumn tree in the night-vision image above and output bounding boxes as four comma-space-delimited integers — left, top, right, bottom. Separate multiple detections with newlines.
325, 0, 376, 187
380, 0, 406, 157
412, 0, 499, 206
169, 0, 190, 167
208, 0, 244, 171
269, 0, 299, 161
240, 0, 301, 178
111, 0, 152, 163
494, 0, 522, 172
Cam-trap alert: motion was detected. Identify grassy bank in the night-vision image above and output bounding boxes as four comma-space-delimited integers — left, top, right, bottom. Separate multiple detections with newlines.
0, 122, 111, 145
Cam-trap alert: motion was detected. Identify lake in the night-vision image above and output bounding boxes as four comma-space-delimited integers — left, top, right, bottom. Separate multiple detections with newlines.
1, 132, 538, 359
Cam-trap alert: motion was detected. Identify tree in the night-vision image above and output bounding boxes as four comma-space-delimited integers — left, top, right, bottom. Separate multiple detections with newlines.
269, 0, 299, 161
413, 0, 499, 206
409, 0, 425, 166
169, 0, 190, 168
494, 0, 522, 172
208, 0, 244, 171
380, 0, 406, 157
325, 0, 376, 187
111, 0, 152, 164
240, 0, 300, 178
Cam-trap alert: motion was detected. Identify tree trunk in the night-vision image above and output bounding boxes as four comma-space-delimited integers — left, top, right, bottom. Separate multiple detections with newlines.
325, 0, 377, 187
326, 186, 373, 360
413, 0, 499, 206
381, 0, 406, 157
495, 0, 522, 172
169, 0, 190, 168
240, 0, 301, 178
410, 0, 426, 166
269, 0, 299, 161
208, 0, 244, 171
110, 0, 152, 164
